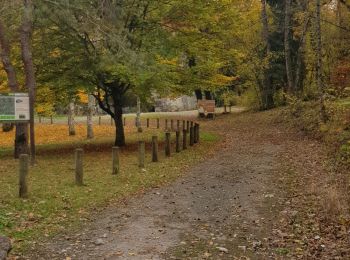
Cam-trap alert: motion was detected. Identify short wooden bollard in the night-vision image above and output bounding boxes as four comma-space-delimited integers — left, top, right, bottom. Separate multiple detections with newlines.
176, 131, 181, 153
138, 141, 145, 168
147, 118, 150, 128
195, 123, 200, 143
177, 120, 180, 130
182, 129, 187, 150
75, 149, 84, 186
190, 121, 194, 128
165, 119, 168, 130
189, 126, 194, 146
99, 116, 102, 125
182, 120, 186, 131
152, 136, 158, 162
50, 116, 53, 124
19, 154, 29, 198
157, 118, 160, 129
124, 117, 126, 126
171, 119, 174, 130
194, 124, 199, 143
112, 147, 120, 175
186, 121, 190, 131
165, 132, 171, 157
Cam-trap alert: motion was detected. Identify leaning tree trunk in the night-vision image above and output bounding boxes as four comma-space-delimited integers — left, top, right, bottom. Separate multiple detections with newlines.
87, 94, 94, 139
0, 18, 29, 158
68, 101, 76, 136
284, 0, 294, 94
315, 0, 327, 122
20, 0, 36, 165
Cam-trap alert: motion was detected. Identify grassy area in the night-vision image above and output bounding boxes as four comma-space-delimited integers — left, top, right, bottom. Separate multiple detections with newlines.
0, 127, 219, 253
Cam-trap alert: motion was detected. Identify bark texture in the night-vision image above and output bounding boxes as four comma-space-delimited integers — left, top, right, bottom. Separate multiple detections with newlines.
20, 0, 36, 164
68, 101, 76, 136
87, 94, 94, 139
284, 0, 294, 94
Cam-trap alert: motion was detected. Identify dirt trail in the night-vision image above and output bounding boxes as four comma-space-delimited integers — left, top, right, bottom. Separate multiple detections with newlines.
26, 111, 315, 259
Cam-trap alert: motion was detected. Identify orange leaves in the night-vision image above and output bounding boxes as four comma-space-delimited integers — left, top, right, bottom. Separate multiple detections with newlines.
0, 124, 134, 148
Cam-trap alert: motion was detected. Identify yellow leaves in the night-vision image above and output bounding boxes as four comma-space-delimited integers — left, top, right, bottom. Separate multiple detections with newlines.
49, 48, 61, 58
156, 55, 178, 66
77, 90, 88, 104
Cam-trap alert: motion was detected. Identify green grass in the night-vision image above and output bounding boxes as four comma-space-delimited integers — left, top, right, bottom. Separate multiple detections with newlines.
0, 130, 218, 253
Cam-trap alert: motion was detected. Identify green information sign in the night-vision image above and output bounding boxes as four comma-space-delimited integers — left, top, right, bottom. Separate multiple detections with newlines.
0, 93, 30, 122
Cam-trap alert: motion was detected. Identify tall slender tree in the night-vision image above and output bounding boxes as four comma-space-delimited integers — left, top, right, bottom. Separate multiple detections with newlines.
20, 0, 36, 164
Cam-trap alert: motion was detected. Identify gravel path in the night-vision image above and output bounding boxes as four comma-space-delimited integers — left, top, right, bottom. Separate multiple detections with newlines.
26, 111, 297, 259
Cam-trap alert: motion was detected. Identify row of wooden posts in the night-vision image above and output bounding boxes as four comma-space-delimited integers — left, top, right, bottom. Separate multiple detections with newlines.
38, 116, 197, 131
18, 120, 200, 198
38, 116, 195, 130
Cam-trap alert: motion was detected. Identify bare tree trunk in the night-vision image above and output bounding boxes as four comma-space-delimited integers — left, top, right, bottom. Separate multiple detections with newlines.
315, 0, 327, 122
87, 94, 94, 139
295, 14, 310, 92
136, 96, 142, 133
0, 18, 29, 158
260, 0, 274, 109
20, 0, 36, 165
284, 0, 294, 94
68, 101, 76, 136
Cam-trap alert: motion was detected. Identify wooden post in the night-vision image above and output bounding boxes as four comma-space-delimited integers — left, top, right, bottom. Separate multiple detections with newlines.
112, 146, 120, 175
183, 129, 187, 150
50, 116, 53, 124
152, 136, 158, 162
138, 141, 145, 168
165, 119, 168, 130
190, 121, 194, 128
190, 126, 194, 146
147, 118, 150, 128
99, 116, 102, 125
177, 120, 180, 130
195, 123, 200, 143
186, 121, 190, 131
176, 131, 181, 153
19, 154, 29, 198
75, 149, 84, 186
165, 132, 171, 157
124, 117, 126, 126
182, 120, 186, 131
157, 118, 160, 129
171, 119, 174, 130
194, 124, 199, 143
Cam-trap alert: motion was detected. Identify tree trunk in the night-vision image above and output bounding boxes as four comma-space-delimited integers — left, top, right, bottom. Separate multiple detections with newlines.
68, 101, 76, 136
204, 91, 213, 100
260, 0, 274, 109
284, 0, 294, 94
295, 14, 310, 93
87, 94, 94, 139
194, 89, 203, 100
136, 96, 142, 133
20, 0, 36, 165
315, 0, 327, 122
113, 102, 125, 147
0, 18, 29, 158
